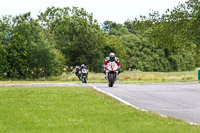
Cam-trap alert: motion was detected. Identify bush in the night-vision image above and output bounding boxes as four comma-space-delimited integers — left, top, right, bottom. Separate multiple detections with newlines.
169, 52, 195, 71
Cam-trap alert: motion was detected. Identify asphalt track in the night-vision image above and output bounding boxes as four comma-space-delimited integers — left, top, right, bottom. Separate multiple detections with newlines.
91, 83, 200, 125
1, 83, 200, 124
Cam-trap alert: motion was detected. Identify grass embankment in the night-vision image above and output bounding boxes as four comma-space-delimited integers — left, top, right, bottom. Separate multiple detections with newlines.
118, 70, 198, 83
0, 70, 198, 84
0, 86, 199, 133
43, 70, 199, 83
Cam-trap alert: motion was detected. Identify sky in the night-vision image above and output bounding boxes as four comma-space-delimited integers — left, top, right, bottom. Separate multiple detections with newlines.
0, 0, 187, 24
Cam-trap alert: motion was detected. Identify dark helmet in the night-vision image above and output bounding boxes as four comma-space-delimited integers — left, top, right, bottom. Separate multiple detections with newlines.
81, 64, 86, 68
109, 53, 115, 61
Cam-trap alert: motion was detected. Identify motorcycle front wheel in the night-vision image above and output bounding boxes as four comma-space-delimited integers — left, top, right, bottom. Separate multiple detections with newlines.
108, 73, 115, 87
82, 77, 87, 83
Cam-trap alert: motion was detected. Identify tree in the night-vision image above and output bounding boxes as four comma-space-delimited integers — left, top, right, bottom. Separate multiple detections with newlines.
102, 34, 127, 71
123, 0, 198, 70
0, 13, 65, 79
0, 43, 8, 79
121, 34, 171, 72
102, 21, 123, 32
38, 6, 106, 72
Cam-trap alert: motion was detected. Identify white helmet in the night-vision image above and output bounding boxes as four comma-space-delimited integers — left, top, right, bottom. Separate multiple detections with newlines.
81, 64, 86, 68
109, 53, 115, 61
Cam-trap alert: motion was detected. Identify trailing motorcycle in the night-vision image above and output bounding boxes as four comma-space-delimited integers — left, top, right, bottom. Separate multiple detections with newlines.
105, 61, 119, 87
80, 68, 88, 83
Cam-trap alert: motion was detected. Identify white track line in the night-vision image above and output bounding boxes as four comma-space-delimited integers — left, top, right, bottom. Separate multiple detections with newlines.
89, 84, 140, 110
89, 84, 198, 125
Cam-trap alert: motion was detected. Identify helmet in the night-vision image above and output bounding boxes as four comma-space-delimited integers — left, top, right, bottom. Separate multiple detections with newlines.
81, 64, 86, 68
109, 53, 115, 61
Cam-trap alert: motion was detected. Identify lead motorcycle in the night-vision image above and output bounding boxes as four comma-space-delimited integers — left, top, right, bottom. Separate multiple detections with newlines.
105, 61, 119, 87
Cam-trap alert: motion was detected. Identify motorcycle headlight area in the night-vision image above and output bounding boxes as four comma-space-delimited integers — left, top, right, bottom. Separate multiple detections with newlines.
113, 66, 118, 71
107, 66, 112, 71
81, 69, 88, 73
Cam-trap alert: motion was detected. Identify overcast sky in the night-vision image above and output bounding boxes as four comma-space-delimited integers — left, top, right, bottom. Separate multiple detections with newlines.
0, 0, 187, 24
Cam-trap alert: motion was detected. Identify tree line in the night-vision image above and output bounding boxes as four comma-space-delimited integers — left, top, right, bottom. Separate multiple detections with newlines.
0, 0, 199, 79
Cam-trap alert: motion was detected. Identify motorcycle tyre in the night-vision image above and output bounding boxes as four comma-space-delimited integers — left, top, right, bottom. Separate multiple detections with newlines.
108, 73, 114, 87
82, 77, 87, 83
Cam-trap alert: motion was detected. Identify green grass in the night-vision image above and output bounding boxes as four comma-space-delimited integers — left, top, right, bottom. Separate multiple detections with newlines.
117, 70, 198, 83
59, 70, 199, 83
0, 86, 199, 133
1, 70, 198, 84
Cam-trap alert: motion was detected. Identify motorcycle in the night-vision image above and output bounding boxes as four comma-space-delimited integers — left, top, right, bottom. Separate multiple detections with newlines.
105, 61, 119, 87
79, 68, 88, 83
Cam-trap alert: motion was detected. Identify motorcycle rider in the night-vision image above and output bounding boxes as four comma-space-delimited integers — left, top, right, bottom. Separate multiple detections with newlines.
75, 64, 88, 80
75, 66, 81, 80
103, 53, 122, 74
80, 64, 87, 72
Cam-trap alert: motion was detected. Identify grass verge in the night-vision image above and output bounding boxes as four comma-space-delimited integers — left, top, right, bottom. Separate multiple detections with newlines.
0, 70, 198, 84
0, 86, 199, 133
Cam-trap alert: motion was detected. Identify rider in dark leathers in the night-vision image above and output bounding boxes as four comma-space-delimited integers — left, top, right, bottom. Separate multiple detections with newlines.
75, 64, 88, 80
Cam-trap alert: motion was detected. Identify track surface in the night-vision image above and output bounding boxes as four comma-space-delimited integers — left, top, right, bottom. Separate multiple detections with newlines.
92, 83, 200, 124
1, 83, 200, 124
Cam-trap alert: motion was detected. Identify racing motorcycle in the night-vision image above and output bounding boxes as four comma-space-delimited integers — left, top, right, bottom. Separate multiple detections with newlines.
105, 61, 119, 87
79, 68, 88, 83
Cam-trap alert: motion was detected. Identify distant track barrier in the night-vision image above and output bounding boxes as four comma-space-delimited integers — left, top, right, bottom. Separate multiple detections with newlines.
198, 70, 200, 80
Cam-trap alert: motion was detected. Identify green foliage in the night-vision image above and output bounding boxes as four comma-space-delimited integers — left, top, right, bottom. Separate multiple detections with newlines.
0, 13, 65, 79
102, 34, 127, 71
109, 28, 130, 36
0, 16, 12, 79
0, 0, 199, 80
31, 41, 65, 78
38, 7, 111, 72
120, 0, 199, 71
121, 34, 171, 72
102, 20, 123, 32
0, 43, 8, 79
169, 52, 195, 71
